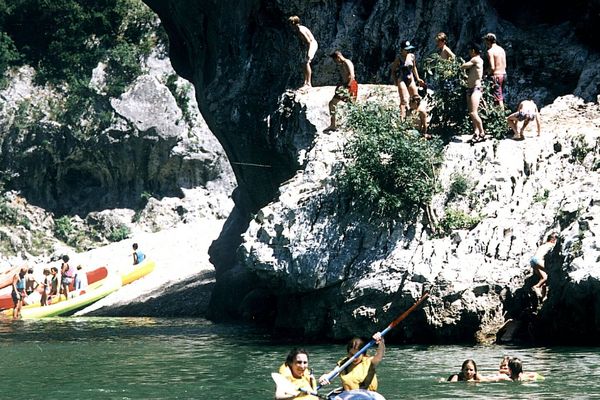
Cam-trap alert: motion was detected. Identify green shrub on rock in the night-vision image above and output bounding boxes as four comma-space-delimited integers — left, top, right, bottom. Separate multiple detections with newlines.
423, 54, 510, 140
339, 100, 444, 224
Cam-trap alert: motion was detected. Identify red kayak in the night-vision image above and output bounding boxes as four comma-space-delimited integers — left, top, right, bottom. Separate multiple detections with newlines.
0, 266, 22, 290
0, 266, 108, 310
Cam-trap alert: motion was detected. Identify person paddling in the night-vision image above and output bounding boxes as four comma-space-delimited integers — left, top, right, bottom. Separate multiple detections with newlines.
275, 348, 318, 400
319, 332, 385, 392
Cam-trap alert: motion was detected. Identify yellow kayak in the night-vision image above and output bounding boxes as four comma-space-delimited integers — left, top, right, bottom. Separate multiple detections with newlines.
120, 259, 155, 285
3, 275, 122, 319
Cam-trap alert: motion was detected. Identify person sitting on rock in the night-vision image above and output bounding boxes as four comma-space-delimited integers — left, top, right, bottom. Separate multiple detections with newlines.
324, 50, 357, 132
530, 232, 558, 300
132, 243, 146, 265
507, 100, 541, 140
408, 94, 431, 139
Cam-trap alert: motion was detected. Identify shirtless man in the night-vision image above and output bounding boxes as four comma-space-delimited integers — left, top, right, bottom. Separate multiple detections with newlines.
483, 33, 507, 109
289, 16, 318, 90
435, 32, 455, 60
507, 100, 541, 140
461, 43, 485, 142
324, 50, 357, 132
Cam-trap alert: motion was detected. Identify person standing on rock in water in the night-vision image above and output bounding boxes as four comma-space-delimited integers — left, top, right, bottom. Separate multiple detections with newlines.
461, 42, 485, 143
324, 50, 357, 132
483, 33, 507, 109
289, 15, 318, 91
435, 32, 455, 60
132, 243, 146, 265
530, 232, 558, 300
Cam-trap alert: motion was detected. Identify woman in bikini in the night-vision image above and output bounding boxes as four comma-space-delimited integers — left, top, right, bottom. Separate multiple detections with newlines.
391, 40, 425, 120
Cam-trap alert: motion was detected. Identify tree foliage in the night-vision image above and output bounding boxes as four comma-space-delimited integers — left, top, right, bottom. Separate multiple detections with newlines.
423, 54, 510, 140
339, 99, 444, 223
1, 0, 161, 87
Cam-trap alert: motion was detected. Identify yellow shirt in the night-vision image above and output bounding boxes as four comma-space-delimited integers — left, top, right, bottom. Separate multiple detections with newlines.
338, 356, 378, 391
278, 364, 318, 400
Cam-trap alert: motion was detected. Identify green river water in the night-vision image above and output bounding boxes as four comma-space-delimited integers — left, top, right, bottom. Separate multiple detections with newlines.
1, 317, 599, 399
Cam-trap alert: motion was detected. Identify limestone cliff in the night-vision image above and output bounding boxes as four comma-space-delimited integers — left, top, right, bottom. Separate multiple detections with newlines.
142, 0, 600, 342
237, 86, 600, 343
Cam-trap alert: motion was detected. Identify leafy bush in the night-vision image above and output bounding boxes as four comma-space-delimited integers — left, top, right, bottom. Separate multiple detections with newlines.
107, 223, 130, 242
165, 74, 194, 125
423, 54, 510, 140
54, 216, 75, 242
439, 208, 481, 234
570, 134, 591, 164
533, 189, 549, 204
338, 99, 444, 223
448, 173, 471, 200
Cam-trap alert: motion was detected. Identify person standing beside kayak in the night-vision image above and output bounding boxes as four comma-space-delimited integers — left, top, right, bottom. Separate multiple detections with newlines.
60, 255, 75, 301
319, 332, 385, 392
275, 348, 318, 400
11, 267, 27, 319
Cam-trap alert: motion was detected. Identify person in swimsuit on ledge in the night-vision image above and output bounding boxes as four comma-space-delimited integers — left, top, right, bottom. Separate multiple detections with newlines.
324, 50, 357, 132
461, 42, 485, 143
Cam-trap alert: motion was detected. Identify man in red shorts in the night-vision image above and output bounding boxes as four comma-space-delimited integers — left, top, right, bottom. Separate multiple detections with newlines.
483, 33, 507, 109
324, 50, 357, 132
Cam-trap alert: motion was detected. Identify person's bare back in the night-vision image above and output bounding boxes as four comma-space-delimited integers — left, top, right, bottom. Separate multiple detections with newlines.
488, 44, 506, 76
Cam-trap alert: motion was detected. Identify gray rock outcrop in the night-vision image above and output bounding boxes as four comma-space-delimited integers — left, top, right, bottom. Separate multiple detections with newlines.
238, 87, 600, 343
143, 1, 600, 326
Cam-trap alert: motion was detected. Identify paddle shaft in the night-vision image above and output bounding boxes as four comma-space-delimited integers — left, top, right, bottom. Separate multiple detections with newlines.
318, 292, 429, 389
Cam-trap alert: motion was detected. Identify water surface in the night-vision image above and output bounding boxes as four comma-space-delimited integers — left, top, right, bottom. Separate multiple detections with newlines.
1, 317, 598, 399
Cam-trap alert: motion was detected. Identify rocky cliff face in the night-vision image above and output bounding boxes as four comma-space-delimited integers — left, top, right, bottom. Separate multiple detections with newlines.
142, 0, 600, 342
0, 57, 233, 217
239, 87, 600, 343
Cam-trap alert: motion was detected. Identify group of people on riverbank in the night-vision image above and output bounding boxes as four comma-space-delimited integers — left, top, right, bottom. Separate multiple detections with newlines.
289, 17, 541, 142
9, 254, 88, 319
448, 356, 542, 382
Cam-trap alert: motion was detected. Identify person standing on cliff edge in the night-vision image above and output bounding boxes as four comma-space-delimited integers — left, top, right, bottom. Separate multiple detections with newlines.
324, 50, 357, 132
483, 33, 507, 109
289, 15, 318, 91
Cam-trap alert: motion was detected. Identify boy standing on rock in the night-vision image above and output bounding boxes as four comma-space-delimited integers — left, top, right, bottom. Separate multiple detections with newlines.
530, 232, 558, 300
289, 16, 318, 90
324, 50, 357, 132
